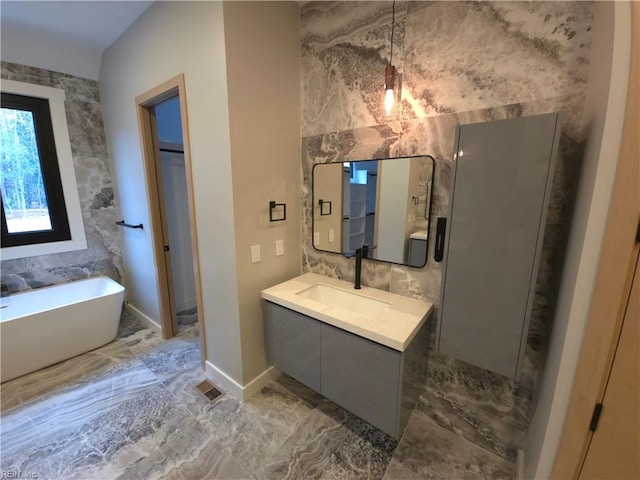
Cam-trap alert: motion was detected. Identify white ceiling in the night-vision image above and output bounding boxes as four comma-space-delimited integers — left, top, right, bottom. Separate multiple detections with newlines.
1, 1, 154, 52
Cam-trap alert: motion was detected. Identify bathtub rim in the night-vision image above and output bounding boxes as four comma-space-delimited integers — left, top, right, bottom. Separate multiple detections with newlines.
0, 275, 124, 323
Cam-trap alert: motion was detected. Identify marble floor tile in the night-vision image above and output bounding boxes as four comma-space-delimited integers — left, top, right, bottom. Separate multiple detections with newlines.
113, 325, 164, 358
115, 416, 252, 480
262, 400, 397, 480
261, 402, 352, 480
416, 386, 525, 462
1, 361, 191, 480
116, 449, 187, 480
161, 368, 213, 419
274, 373, 326, 408
138, 334, 201, 382
1, 350, 122, 413
383, 412, 516, 480
159, 417, 254, 480
2, 309, 520, 480
425, 352, 533, 427
116, 308, 145, 338
196, 380, 318, 478
176, 307, 198, 327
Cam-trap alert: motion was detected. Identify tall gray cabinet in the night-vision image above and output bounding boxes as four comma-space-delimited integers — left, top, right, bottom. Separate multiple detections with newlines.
437, 113, 561, 379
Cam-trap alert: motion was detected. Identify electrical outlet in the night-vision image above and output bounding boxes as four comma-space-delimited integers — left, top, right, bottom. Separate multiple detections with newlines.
329, 229, 335, 243
275, 239, 284, 256
314, 231, 320, 245
251, 244, 261, 263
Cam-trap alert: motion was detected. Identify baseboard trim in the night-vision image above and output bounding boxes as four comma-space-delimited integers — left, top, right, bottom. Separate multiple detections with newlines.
517, 449, 525, 480
204, 361, 280, 401
243, 365, 281, 400
126, 303, 161, 333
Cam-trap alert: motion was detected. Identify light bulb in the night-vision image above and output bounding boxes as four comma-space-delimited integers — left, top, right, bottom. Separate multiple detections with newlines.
384, 64, 396, 116
384, 88, 395, 115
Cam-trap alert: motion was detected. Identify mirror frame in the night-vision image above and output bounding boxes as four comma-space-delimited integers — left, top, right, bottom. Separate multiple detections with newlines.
311, 154, 435, 268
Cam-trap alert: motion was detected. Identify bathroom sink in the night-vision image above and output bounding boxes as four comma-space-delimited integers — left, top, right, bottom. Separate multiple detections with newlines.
262, 273, 434, 351
296, 284, 390, 316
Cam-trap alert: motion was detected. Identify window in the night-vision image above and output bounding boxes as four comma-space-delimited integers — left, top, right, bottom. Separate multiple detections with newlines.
1, 92, 71, 246
0, 80, 86, 260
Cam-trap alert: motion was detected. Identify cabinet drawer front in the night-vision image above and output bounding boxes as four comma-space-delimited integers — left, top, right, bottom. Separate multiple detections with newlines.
265, 303, 321, 392
320, 323, 401, 437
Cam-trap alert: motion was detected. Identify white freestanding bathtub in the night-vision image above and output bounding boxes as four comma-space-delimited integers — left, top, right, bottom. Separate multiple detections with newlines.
0, 276, 125, 383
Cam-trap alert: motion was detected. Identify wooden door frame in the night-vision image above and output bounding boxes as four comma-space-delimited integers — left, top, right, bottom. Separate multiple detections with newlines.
551, 4, 639, 477
135, 75, 207, 361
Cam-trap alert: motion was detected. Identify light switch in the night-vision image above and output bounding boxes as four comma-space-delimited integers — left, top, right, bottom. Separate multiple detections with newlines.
251, 244, 261, 263
329, 229, 335, 243
275, 239, 284, 256
314, 231, 320, 246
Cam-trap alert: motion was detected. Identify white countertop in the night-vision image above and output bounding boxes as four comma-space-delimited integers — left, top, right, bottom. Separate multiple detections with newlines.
261, 273, 433, 351
410, 230, 428, 240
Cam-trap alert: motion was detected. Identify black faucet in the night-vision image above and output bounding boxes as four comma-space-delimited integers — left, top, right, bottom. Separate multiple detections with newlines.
354, 244, 376, 289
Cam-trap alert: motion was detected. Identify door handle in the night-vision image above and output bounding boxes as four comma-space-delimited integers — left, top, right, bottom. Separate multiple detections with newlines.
434, 217, 446, 262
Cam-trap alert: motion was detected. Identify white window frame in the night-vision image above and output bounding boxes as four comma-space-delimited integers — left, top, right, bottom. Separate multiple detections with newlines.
1, 79, 87, 260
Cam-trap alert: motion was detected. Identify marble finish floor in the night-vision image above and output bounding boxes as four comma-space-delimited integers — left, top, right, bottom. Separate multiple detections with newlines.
1, 311, 515, 479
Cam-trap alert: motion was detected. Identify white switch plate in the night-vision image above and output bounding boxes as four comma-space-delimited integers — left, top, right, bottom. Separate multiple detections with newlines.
275, 239, 284, 256
314, 231, 320, 245
251, 244, 261, 263
329, 229, 335, 243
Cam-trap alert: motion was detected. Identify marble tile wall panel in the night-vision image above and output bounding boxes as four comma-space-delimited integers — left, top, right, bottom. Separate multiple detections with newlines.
1, 62, 122, 293
302, 1, 409, 137
401, 2, 592, 120
301, 0, 593, 461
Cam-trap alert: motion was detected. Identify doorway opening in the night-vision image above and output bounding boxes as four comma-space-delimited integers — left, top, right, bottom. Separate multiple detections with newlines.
136, 75, 206, 357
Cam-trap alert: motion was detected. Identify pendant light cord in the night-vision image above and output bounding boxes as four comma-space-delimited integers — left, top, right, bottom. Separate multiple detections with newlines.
389, 0, 396, 65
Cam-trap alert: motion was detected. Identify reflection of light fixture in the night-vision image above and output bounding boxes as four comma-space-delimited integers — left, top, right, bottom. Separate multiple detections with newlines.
384, 0, 397, 116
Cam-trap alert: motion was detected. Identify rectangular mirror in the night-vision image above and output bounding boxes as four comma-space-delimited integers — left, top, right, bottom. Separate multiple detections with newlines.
312, 155, 434, 267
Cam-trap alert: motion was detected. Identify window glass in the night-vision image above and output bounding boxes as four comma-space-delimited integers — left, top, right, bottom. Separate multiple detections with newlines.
0, 92, 71, 248
0, 106, 53, 233
0, 80, 86, 259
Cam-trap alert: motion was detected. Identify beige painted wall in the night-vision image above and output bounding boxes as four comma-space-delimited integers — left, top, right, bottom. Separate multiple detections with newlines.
100, 2, 244, 381
223, 1, 302, 384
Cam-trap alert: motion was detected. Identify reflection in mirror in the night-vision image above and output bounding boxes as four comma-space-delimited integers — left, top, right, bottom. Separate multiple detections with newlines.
312, 155, 435, 267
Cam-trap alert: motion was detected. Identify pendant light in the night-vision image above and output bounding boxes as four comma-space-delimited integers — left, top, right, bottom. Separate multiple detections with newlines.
384, 0, 397, 116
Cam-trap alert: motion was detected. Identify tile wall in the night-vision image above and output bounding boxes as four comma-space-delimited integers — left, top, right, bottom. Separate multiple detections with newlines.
1, 62, 122, 292
300, 1, 593, 460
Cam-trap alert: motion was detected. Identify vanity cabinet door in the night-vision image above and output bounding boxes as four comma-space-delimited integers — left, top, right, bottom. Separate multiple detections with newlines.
265, 303, 321, 392
320, 323, 402, 438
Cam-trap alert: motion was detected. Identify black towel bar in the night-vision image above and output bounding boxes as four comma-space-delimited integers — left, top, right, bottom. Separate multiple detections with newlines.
116, 220, 144, 229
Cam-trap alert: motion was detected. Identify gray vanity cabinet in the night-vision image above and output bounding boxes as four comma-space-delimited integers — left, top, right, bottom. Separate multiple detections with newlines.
438, 112, 560, 379
264, 300, 428, 439
321, 323, 401, 437
264, 303, 321, 392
